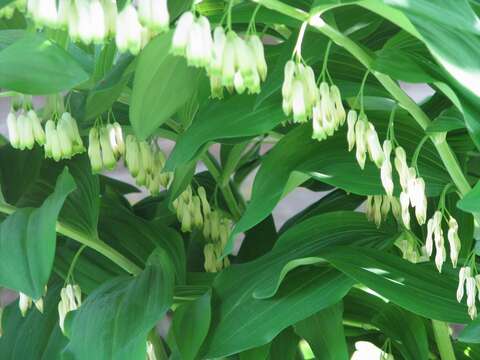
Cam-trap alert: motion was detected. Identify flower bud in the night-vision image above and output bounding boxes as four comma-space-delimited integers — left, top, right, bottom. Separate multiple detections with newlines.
125, 135, 141, 176
247, 35, 267, 81
99, 127, 117, 170
57, 118, 73, 158
18, 292, 32, 317
346, 110, 357, 151
426, 218, 434, 257
28, 110, 45, 146
394, 147, 409, 190
90, 0, 107, 43
76, 0, 93, 44
234, 36, 255, 83
210, 26, 226, 77
233, 72, 246, 94
192, 196, 203, 228
203, 243, 217, 273
457, 266, 469, 302
7, 112, 20, 148
139, 141, 153, 174
88, 127, 103, 173
45, 120, 62, 161
18, 113, 34, 150
172, 11, 194, 55
354, 116, 367, 169
380, 195, 391, 217
221, 32, 236, 88
36, 0, 58, 28
291, 80, 307, 123
282, 60, 295, 101
448, 216, 461, 268
467, 276, 477, 308
150, 0, 170, 33
366, 123, 384, 168
399, 191, 410, 229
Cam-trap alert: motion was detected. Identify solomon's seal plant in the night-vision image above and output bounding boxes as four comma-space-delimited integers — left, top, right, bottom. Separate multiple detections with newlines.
1, 0, 480, 359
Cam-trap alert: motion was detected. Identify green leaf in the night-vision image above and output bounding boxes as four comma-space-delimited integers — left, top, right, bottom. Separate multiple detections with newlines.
459, 318, 480, 344
0, 145, 43, 205
268, 327, 302, 360
172, 290, 211, 360
0, 281, 68, 359
203, 211, 396, 357
0, 168, 76, 298
64, 249, 175, 359
294, 302, 349, 360
322, 246, 469, 323
203, 267, 353, 358
130, 31, 201, 139
0, 34, 89, 94
457, 181, 480, 214
84, 55, 136, 120
99, 196, 186, 283
165, 94, 284, 171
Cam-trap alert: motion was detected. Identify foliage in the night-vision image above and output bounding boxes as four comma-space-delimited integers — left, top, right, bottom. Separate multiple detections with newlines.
0, 0, 479, 359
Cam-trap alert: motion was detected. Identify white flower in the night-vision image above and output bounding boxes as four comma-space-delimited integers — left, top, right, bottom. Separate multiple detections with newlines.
18, 292, 32, 317
346, 110, 357, 151
7, 112, 20, 148
116, 5, 143, 54
172, 11, 194, 55
380, 140, 394, 196
394, 146, 409, 190
447, 216, 461, 268
457, 266, 469, 302
426, 218, 434, 257
354, 116, 368, 169
399, 191, 410, 229
366, 123, 384, 168
90, 0, 107, 43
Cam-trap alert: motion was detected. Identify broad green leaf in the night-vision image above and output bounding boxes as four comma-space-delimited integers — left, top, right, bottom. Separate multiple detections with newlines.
322, 246, 469, 323
17, 155, 100, 239
172, 290, 211, 360
459, 318, 480, 344
457, 181, 480, 215
130, 32, 201, 139
99, 196, 186, 283
0, 281, 68, 359
0, 34, 89, 94
0, 29, 24, 50
294, 302, 349, 360
0, 145, 43, 205
0, 168, 76, 298
165, 94, 284, 171
203, 211, 396, 357
268, 327, 302, 360
84, 55, 136, 120
64, 249, 175, 360
203, 267, 353, 358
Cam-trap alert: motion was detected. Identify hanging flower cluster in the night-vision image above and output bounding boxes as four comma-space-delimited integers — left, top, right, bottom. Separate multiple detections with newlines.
124, 135, 171, 195
23, 0, 169, 54
282, 60, 346, 141
365, 195, 401, 228
18, 291, 44, 317
172, 11, 267, 98
5, 96, 85, 161
425, 210, 461, 273
7, 107, 45, 151
457, 266, 480, 319
58, 283, 82, 333
44, 112, 85, 161
88, 122, 124, 173
172, 185, 231, 272
0, 0, 25, 19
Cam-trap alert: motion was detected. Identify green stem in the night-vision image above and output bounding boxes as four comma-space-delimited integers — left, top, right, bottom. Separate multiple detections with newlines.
257, 0, 472, 198
0, 202, 141, 276
202, 152, 243, 220
432, 320, 456, 360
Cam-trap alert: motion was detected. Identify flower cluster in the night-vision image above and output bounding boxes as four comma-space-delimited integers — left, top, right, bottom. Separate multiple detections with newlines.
365, 195, 401, 228
18, 291, 44, 317
457, 266, 480, 319
394, 146, 427, 228
124, 135, 171, 195
347, 111, 384, 170
395, 231, 428, 264
44, 112, 85, 161
58, 283, 82, 333
88, 123, 124, 173
425, 211, 460, 272
172, 12, 267, 97
172, 185, 231, 272
7, 109, 45, 150
0, 0, 25, 19
24, 0, 169, 54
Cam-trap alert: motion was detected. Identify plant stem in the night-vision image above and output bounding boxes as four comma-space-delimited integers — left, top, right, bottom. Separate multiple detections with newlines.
201, 152, 243, 220
256, 0, 472, 198
432, 320, 456, 360
0, 201, 141, 276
